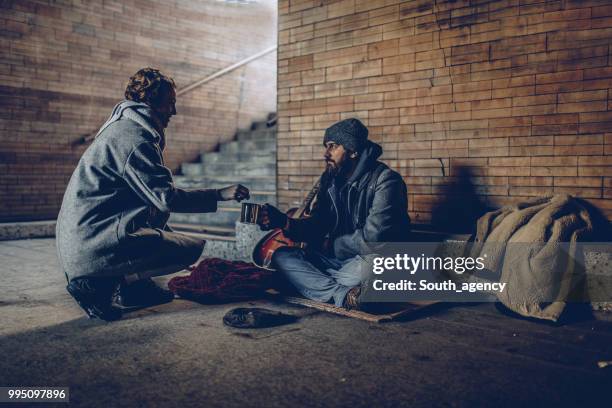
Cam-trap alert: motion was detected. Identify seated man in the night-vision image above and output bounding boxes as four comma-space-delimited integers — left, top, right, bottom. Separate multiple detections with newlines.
56, 67, 249, 321
258, 118, 410, 310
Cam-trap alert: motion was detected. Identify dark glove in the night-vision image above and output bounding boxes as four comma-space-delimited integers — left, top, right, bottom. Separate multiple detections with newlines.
259, 204, 288, 231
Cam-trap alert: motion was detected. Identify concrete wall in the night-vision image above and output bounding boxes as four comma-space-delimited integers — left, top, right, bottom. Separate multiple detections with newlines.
0, 0, 277, 221
276, 0, 612, 228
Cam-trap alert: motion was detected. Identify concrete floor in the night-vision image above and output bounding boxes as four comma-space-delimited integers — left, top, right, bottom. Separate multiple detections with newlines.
0, 238, 611, 408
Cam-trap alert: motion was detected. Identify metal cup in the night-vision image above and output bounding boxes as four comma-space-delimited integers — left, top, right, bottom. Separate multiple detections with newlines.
240, 202, 262, 224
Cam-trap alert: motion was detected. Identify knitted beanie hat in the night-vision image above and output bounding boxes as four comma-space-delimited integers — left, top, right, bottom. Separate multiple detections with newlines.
323, 118, 368, 152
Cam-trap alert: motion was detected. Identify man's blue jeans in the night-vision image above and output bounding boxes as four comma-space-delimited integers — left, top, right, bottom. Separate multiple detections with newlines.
272, 246, 368, 307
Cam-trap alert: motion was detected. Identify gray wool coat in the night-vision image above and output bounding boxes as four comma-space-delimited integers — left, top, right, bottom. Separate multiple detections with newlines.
56, 100, 219, 281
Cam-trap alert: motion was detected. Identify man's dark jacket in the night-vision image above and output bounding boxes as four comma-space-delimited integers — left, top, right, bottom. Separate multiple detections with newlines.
286, 140, 410, 260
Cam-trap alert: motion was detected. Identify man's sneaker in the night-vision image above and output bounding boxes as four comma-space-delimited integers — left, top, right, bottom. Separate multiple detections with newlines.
66, 278, 122, 322
113, 278, 174, 308
343, 286, 362, 310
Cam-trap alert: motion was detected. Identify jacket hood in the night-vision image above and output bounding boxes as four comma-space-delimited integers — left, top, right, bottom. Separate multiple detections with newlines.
96, 100, 165, 148
348, 140, 383, 186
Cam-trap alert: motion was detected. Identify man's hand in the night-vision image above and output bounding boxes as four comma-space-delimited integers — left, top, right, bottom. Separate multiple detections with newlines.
217, 184, 250, 202
258, 203, 289, 231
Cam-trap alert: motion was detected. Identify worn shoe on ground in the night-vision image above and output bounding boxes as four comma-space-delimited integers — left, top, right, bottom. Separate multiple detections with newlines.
66, 277, 122, 322
223, 307, 298, 329
114, 278, 174, 308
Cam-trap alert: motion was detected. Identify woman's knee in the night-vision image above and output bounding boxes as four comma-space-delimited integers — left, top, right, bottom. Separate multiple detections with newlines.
164, 233, 205, 266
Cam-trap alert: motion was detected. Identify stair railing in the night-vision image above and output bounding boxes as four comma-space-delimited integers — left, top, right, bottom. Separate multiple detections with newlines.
177, 45, 276, 96
72, 45, 277, 146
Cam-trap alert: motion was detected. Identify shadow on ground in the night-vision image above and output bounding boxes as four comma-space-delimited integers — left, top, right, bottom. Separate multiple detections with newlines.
1, 239, 611, 407
2, 297, 612, 408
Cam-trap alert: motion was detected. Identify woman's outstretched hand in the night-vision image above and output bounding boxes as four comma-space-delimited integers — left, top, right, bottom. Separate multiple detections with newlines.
217, 184, 250, 202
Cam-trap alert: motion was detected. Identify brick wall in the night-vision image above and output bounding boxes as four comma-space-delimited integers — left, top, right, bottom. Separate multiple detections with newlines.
0, 0, 277, 221
277, 0, 612, 229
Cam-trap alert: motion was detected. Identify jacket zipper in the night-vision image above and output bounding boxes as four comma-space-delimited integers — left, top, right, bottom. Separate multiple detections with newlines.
347, 183, 358, 228
328, 189, 339, 233
354, 185, 364, 228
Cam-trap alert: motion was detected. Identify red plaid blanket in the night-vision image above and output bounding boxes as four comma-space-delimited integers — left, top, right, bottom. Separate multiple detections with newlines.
168, 258, 272, 303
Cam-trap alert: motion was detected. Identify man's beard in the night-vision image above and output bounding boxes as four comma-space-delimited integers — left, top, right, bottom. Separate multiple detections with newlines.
325, 160, 350, 178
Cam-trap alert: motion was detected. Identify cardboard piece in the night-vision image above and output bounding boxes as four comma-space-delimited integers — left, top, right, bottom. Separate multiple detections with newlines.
282, 296, 438, 323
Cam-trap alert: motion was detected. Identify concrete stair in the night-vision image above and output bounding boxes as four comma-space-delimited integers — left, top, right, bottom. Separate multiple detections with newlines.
169, 114, 277, 259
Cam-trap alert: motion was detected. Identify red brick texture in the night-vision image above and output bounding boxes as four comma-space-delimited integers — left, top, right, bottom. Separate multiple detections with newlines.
0, 0, 277, 221
277, 0, 612, 224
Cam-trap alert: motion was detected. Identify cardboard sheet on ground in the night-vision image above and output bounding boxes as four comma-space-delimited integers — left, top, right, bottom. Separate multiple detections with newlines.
281, 296, 438, 323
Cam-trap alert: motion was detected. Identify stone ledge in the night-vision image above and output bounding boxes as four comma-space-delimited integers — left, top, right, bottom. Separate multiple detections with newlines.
0, 220, 56, 241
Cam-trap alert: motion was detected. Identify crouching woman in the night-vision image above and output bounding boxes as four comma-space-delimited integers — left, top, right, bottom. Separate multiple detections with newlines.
56, 68, 249, 321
